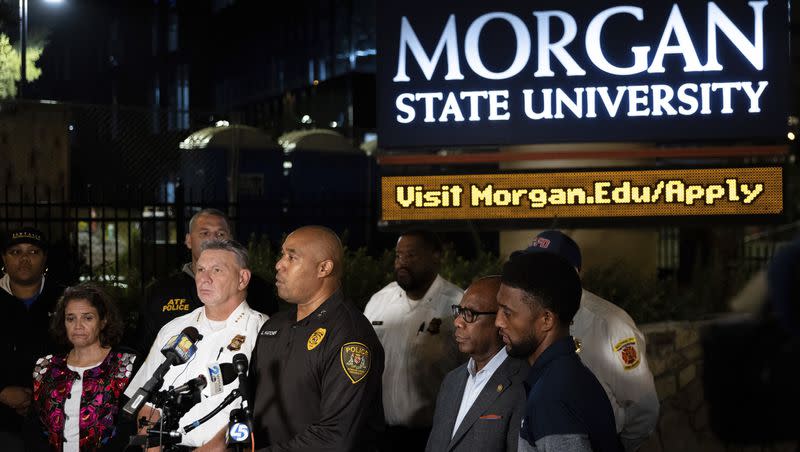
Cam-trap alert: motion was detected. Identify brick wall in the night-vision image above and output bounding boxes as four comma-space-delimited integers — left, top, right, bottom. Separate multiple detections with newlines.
637, 317, 796, 452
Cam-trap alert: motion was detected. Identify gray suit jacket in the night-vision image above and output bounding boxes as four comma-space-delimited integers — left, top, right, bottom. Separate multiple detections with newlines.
425, 355, 529, 452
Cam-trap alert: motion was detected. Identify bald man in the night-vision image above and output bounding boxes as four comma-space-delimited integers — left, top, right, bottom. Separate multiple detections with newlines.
426, 276, 528, 452
249, 226, 385, 451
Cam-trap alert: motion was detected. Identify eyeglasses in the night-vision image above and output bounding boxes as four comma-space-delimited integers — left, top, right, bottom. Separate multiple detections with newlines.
451, 305, 496, 323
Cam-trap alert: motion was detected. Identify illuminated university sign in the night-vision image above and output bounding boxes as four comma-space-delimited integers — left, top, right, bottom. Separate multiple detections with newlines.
376, 1, 790, 148
381, 167, 783, 221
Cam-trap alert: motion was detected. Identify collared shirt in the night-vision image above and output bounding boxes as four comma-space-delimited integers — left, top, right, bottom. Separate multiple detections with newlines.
134, 262, 278, 354
518, 336, 622, 452
250, 289, 385, 451
124, 301, 266, 447
364, 274, 464, 427
452, 347, 508, 437
571, 290, 659, 451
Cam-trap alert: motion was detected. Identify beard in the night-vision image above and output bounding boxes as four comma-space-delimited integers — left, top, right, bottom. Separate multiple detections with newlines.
505, 333, 538, 359
395, 267, 429, 294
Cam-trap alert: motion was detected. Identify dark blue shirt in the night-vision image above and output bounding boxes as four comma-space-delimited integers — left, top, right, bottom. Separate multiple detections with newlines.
519, 336, 622, 452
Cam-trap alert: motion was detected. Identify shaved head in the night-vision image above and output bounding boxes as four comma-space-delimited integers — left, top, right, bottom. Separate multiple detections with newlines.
288, 226, 344, 278
276, 225, 345, 316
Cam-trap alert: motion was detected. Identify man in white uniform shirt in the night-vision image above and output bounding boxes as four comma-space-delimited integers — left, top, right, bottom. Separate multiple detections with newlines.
514, 230, 659, 451
125, 239, 267, 450
364, 229, 463, 451
426, 276, 527, 452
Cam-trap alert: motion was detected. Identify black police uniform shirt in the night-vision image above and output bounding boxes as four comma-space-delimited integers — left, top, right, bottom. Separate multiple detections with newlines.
249, 289, 385, 452
135, 263, 278, 354
518, 336, 623, 452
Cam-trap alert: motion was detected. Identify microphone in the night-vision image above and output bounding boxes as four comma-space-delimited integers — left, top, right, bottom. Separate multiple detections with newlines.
208, 362, 238, 396
168, 375, 207, 394
179, 362, 240, 435
161, 326, 203, 364
232, 353, 250, 413
123, 327, 204, 417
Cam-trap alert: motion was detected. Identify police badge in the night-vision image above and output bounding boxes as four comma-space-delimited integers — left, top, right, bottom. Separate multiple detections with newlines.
227, 334, 246, 351
340, 342, 371, 384
307, 328, 327, 351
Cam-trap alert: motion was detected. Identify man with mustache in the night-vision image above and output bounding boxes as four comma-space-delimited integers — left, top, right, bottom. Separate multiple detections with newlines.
496, 252, 622, 452
515, 231, 659, 451
364, 229, 463, 451
426, 276, 527, 452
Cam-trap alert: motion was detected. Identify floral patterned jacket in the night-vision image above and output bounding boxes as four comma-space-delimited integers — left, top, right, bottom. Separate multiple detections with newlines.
32, 350, 136, 451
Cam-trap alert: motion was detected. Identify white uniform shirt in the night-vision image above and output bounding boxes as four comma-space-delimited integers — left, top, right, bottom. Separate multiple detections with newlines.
125, 301, 266, 447
451, 347, 508, 437
571, 290, 659, 451
364, 275, 463, 427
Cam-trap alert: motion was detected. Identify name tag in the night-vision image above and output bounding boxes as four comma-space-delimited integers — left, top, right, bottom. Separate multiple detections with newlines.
371, 321, 383, 326
260, 330, 278, 336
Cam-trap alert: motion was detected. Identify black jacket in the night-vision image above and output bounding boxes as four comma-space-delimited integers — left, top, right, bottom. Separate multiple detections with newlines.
0, 280, 65, 432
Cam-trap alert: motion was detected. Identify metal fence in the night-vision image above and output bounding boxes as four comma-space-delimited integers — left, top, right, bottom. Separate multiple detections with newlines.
2, 183, 208, 295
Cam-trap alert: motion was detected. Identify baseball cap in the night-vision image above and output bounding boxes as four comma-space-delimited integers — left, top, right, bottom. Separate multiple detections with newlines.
4, 227, 48, 252
512, 230, 581, 271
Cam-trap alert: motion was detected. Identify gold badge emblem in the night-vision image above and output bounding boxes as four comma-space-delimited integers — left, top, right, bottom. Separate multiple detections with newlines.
427, 317, 442, 334
227, 334, 246, 351
340, 342, 371, 384
307, 328, 327, 351
614, 337, 641, 370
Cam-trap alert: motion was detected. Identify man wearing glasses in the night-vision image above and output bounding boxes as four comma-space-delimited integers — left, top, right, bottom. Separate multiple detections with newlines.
426, 276, 528, 452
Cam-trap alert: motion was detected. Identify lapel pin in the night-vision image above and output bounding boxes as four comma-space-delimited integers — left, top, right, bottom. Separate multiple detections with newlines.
496, 384, 504, 393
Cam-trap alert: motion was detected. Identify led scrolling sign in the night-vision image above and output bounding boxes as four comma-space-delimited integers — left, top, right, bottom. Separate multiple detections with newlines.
381, 167, 783, 221
376, 1, 790, 148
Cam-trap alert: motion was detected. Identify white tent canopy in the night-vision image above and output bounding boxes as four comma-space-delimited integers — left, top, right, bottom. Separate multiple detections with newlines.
277, 129, 358, 153
179, 124, 280, 150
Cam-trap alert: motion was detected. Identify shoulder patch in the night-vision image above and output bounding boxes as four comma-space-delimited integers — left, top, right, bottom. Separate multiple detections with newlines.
340, 342, 371, 384
162, 298, 190, 312
307, 328, 327, 351
614, 337, 640, 370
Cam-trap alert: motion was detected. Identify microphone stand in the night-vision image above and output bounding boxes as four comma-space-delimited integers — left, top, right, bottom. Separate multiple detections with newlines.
128, 386, 202, 451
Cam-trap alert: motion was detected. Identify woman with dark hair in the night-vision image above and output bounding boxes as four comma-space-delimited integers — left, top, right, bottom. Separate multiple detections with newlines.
30, 283, 136, 451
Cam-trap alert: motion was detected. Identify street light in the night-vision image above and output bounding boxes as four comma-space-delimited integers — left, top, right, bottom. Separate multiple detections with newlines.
18, 0, 63, 98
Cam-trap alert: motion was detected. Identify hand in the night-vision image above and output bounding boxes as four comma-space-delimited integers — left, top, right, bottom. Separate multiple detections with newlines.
136, 405, 163, 452
0, 386, 32, 415
193, 427, 228, 452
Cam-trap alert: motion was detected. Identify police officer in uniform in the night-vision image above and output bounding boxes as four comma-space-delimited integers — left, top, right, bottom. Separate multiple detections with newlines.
250, 226, 384, 451
135, 208, 278, 354
364, 229, 463, 451
125, 239, 267, 449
